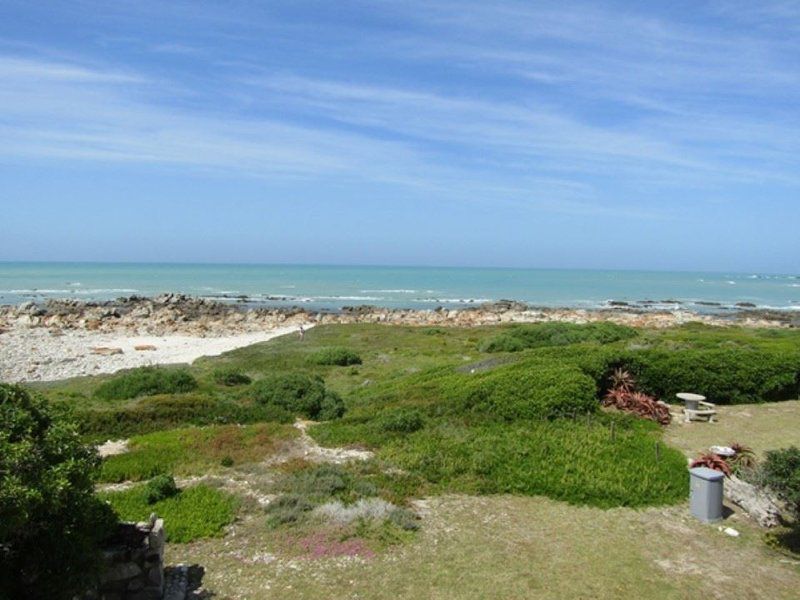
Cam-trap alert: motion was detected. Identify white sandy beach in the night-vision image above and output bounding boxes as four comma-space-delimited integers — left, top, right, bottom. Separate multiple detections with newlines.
0, 325, 306, 383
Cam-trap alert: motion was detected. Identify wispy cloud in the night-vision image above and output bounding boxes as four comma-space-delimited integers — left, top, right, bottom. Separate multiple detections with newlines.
1, 0, 798, 222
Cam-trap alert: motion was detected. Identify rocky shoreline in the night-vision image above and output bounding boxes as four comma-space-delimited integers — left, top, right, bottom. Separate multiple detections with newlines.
1, 294, 797, 336
1, 295, 796, 383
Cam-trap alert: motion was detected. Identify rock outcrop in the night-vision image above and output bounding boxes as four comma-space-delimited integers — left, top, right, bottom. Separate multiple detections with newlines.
724, 475, 784, 528
0, 295, 792, 337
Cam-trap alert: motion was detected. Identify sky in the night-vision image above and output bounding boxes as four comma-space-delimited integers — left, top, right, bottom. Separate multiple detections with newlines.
0, 1, 798, 272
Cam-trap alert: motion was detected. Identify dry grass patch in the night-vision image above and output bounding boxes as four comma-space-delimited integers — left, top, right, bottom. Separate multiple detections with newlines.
165, 494, 800, 599
665, 400, 800, 459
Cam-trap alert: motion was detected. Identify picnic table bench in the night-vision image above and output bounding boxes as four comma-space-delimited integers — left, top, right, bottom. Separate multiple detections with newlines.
677, 392, 717, 423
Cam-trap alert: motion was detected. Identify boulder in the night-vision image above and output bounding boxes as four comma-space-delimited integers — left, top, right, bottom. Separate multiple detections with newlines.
91, 347, 124, 356
725, 475, 783, 528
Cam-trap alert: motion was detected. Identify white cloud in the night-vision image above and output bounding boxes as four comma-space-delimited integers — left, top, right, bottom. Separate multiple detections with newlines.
1, 0, 798, 220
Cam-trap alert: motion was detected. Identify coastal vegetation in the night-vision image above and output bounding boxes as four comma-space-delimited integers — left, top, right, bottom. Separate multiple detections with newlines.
6, 321, 800, 597
99, 422, 298, 482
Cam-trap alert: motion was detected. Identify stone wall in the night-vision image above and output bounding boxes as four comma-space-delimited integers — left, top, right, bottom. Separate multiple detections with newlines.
87, 515, 165, 600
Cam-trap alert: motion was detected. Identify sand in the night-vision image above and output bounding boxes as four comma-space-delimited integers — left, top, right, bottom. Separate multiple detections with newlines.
0, 324, 307, 383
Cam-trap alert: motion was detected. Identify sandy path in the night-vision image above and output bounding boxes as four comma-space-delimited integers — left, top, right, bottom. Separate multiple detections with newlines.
0, 325, 308, 382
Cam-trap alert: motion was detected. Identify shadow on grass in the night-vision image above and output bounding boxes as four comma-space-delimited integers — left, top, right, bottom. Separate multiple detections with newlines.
765, 525, 800, 556
165, 564, 215, 598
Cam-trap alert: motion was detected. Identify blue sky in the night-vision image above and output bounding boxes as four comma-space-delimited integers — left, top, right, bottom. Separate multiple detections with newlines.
0, 1, 798, 272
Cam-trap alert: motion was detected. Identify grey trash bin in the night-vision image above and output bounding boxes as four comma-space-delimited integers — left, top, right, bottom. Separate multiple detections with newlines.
689, 467, 724, 522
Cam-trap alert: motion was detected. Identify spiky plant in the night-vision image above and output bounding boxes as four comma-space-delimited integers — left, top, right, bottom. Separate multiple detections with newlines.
691, 452, 732, 477
729, 442, 757, 470
609, 368, 636, 393
602, 389, 671, 425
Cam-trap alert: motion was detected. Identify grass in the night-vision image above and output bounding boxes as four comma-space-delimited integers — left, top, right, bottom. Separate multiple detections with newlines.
315, 414, 688, 508
99, 422, 298, 482
166, 494, 800, 599
101, 484, 237, 543
479, 321, 638, 352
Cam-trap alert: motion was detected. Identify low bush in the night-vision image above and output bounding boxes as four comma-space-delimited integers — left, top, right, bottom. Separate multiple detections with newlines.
454, 361, 598, 421
479, 322, 637, 353
626, 348, 800, 404
376, 408, 425, 433
144, 474, 179, 504
250, 373, 345, 420
267, 463, 421, 537
388, 507, 420, 531
266, 494, 314, 527
102, 484, 237, 543
212, 367, 252, 386
283, 464, 350, 498
94, 367, 197, 401
0, 384, 117, 600
762, 446, 800, 515
318, 392, 346, 421
80, 393, 292, 440
310, 347, 363, 366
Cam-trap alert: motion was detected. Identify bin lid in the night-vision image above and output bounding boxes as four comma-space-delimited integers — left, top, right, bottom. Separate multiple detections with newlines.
689, 467, 725, 481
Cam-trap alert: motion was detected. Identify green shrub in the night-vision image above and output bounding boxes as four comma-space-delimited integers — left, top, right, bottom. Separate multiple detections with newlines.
144, 474, 179, 504
102, 484, 237, 543
0, 384, 117, 600
250, 373, 346, 420
310, 347, 363, 366
80, 393, 292, 439
762, 446, 800, 516
389, 507, 420, 531
94, 367, 197, 401
212, 367, 252, 386
479, 322, 637, 353
265, 494, 314, 527
627, 348, 800, 404
454, 361, 598, 421
318, 391, 346, 420
284, 464, 349, 498
377, 408, 425, 433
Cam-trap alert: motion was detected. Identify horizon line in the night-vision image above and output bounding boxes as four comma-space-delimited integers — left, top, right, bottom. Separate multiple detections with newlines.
0, 260, 795, 277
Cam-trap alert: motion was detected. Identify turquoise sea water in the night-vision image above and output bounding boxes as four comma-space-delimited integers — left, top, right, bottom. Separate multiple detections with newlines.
0, 263, 798, 312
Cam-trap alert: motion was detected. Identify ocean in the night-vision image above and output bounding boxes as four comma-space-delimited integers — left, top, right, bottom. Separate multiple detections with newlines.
0, 263, 798, 313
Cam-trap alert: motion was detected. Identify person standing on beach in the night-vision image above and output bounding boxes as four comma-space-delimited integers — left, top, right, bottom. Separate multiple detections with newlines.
298, 324, 305, 341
